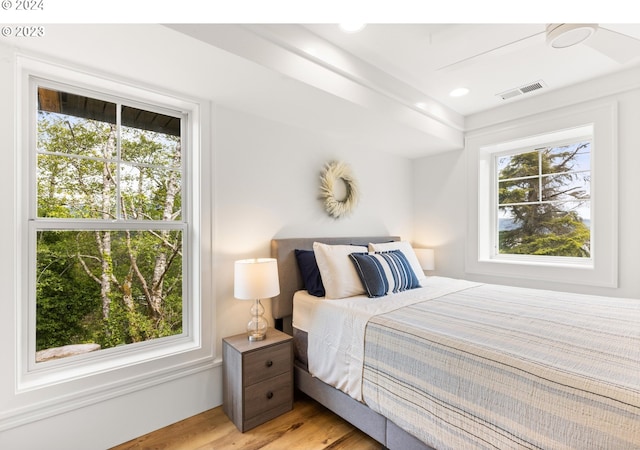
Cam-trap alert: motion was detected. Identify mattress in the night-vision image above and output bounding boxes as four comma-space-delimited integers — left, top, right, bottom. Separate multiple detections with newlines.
291, 289, 320, 333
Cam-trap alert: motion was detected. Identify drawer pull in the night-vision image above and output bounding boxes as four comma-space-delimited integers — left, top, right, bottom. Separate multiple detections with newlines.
265, 360, 273, 367
266, 391, 274, 400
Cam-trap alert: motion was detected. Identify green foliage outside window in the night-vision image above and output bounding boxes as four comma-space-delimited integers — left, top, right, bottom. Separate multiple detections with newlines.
497, 142, 591, 258
35, 88, 184, 357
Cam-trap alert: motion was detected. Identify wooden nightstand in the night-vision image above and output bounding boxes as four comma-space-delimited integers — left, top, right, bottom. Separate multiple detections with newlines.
222, 328, 293, 432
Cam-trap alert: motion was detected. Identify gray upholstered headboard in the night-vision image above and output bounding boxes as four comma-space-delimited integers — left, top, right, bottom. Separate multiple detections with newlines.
270, 236, 401, 333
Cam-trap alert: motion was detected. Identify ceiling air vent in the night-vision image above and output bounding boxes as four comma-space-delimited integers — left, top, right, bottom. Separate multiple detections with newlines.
497, 80, 546, 100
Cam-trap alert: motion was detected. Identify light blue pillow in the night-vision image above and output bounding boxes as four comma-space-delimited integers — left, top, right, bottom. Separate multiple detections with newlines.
349, 250, 420, 298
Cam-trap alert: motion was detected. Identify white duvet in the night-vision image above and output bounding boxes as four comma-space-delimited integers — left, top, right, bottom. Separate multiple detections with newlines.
295, 276, 481, 401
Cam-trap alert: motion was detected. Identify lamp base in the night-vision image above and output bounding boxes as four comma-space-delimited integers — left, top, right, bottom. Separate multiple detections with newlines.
247, 332, 266, 342
247, 299, 268, 341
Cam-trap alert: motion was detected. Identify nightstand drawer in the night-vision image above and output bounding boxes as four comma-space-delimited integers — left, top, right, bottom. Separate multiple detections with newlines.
244, 372, 293, 420
243, 342, 291, 386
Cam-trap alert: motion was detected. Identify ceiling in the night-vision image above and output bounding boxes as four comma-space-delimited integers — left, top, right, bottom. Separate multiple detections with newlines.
302, 23, 640, 116
168, 23, 640, 157
8, 22, 639, 158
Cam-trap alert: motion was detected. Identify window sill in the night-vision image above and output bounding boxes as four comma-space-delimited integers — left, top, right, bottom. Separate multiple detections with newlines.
467, 257, 615, 288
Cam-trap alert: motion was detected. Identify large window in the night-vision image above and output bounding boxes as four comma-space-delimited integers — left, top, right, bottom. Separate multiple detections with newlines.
496, 138, 591, 260
466, 102, 617, 287
15, 58, 208, 393
13, 56, 211, 429
34, 85, 185, 363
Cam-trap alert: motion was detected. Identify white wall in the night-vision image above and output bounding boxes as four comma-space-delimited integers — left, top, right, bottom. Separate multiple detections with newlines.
213, 106, 413, 343
0, 25, 414, 449
413, 67, 640, 299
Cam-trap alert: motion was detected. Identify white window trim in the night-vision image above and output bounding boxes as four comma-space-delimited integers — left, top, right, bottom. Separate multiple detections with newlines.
466, 101, 618, 287
15, 55, 213, 397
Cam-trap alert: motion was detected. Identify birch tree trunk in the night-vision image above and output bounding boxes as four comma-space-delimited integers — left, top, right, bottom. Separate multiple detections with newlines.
148, 142, 181, 319
97, 124, 116, 320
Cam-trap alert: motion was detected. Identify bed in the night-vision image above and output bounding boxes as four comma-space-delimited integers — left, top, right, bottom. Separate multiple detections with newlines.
270, 236, 640, 450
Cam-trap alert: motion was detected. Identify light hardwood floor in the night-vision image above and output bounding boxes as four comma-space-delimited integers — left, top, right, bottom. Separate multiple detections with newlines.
110, 392, 383, 450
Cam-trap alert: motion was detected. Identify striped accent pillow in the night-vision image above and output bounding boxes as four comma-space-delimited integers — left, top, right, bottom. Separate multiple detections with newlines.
349, 250, 420, 298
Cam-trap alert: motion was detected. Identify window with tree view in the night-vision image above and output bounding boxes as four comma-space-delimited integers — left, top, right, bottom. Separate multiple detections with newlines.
34, 86, 185, 363
496, 140, 591, 258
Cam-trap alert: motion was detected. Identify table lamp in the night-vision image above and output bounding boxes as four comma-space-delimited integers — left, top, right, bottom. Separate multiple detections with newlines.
234, 258, 280, 341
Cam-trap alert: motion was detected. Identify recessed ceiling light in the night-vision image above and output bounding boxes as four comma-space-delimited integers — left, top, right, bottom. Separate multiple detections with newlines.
339, 23, 366, 33
449, 87, 470, 97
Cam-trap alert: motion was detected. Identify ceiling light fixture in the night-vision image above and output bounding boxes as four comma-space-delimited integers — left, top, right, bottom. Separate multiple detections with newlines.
546, 24, 598, 49
449, 87, 469, 97
339, 23, 366, 33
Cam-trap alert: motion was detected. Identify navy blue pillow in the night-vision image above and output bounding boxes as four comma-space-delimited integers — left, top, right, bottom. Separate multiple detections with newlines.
294, 249, 325, 297
349, 250, 419, 298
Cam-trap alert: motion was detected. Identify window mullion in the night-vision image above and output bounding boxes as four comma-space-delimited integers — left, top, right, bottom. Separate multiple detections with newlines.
30, 218, 185, 231
116, 102, 122, 221
538, 149, 543, 202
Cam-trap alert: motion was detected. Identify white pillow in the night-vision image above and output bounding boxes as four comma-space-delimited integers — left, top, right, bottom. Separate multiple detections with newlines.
368, 241, 426, 285
313, 242, 368, 299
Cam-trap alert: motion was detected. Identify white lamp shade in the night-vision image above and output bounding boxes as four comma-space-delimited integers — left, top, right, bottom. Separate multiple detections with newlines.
234, 258, 280, 300
414, 248, 435, 271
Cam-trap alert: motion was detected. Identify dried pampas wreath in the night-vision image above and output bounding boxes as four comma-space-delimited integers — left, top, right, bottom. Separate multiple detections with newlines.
319, 161, 359, 219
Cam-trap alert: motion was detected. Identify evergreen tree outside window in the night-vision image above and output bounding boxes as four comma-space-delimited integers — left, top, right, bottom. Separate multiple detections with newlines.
496, 140, 591, 258
34, 84, 186, 363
